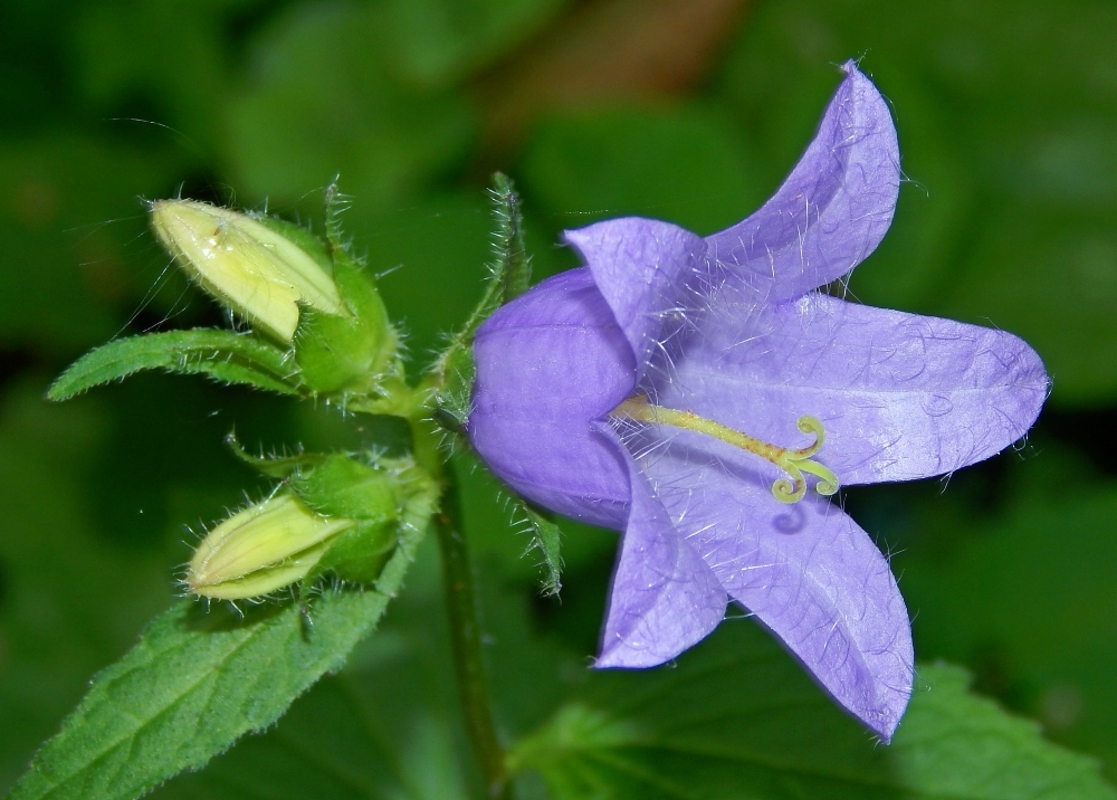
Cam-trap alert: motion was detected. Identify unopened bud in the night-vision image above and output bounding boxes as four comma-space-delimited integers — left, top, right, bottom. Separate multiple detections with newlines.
186, 494, 354, 600
151, 199, 343, 343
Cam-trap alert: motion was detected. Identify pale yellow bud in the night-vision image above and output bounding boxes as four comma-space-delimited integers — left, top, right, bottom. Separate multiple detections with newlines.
186, 494, 354, 600
151, 199, 343, 342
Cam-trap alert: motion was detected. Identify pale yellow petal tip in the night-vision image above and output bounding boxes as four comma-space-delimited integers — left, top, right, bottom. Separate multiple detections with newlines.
151, 199, 342, 343
186, 494, 352, 600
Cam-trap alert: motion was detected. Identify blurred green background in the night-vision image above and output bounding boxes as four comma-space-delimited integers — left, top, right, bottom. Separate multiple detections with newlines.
2, 0, 1117, 795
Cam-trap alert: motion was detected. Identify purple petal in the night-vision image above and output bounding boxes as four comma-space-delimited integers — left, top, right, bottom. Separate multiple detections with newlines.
469, 268, 634, 528
704, 62, 899, 302
652, 292, 1048, 485
565, 219, 706, 382
625, 428, 913, 740
596, 426, 728, 668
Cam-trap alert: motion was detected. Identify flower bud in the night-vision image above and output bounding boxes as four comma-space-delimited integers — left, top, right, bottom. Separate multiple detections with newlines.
290, 454, 409, 584
151, 199, 343, 343
186, 494, 354, 600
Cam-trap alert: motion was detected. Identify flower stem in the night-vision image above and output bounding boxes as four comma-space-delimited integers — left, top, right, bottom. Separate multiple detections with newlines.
410, 412, 510, 799
435, 474, 512, 799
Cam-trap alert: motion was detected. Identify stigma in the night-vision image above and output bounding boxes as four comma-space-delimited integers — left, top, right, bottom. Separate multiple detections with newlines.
611, 395, 839, 503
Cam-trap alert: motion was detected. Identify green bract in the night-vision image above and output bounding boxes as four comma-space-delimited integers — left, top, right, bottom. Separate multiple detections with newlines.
294, 249, 400, 398
292, 453, 440, 585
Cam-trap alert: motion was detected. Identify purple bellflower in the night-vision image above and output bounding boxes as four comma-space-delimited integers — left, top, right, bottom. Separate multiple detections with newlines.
467, 62, 1048, 740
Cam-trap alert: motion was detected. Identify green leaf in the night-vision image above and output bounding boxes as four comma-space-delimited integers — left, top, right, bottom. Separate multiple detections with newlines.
896, 664, 1114, 800
150, 536, 479, 800
8, 594, 380, 800
521, 506, 563, 596
894, 452, 1117, 780
10, 510, 430, 800
48, 329, 300, 401
510, 622, 1117, 799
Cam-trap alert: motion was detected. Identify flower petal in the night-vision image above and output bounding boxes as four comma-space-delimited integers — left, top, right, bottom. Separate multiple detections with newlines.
565, 218, 706, 382
653, 292, 1048, 485
470, 268, 634, 527
704, 61, 899, 302
626, 429, 913, 740
596, 427, 728, 668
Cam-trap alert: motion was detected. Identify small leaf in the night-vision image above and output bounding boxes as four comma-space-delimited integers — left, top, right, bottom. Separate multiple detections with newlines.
224, 431, 326, 479
896, 664, 1115, 800
509, 622, 1117, 800
48, 329, 300, 401
895, 458, 1117, 771
522, 506, 563, 596
9, 509, 430, 800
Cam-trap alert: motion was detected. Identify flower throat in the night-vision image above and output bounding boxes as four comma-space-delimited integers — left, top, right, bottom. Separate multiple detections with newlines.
611, 395, 838, 504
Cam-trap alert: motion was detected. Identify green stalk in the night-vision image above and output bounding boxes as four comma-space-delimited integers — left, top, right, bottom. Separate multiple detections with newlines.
411, 414, 511, 799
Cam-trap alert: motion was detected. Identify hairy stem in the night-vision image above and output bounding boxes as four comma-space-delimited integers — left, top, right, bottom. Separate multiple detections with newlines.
436, 476, 511, 799
412, 414, 510, 798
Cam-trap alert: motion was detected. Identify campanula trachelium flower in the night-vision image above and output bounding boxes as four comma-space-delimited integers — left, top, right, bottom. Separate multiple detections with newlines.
468, 62, 1048, 740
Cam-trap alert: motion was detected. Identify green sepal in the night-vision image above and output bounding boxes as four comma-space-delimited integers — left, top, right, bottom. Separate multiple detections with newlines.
224, 431, 327, 479
490, 172, 531, 304
47, 329, 300, 401
323, 180, 351, 253
290, 453, 403, 520
308, 519, 396, 585
522, 505, 563, 596
432, 172, 530, 430
292, 454, 440, 587
294, 251, 401, 397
